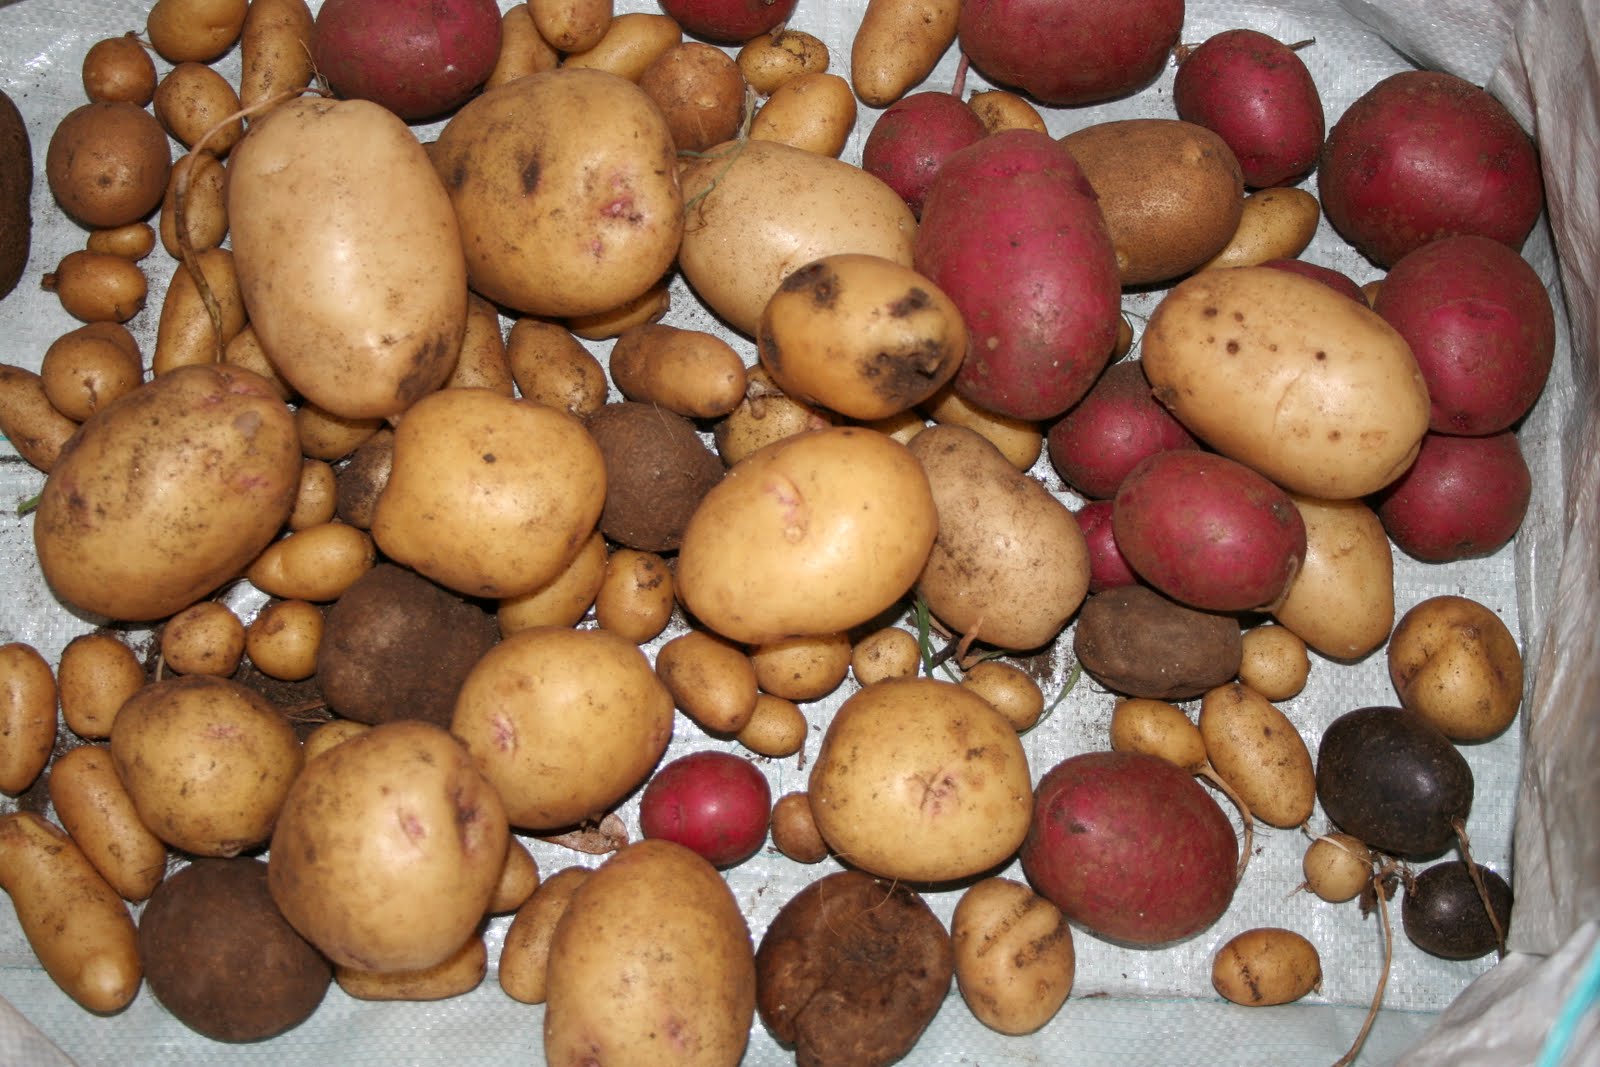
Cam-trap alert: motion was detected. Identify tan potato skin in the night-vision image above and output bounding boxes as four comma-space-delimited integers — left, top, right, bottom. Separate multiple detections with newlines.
57, 632, 146, 740
487, 4, 560, 89
246, 521, 376, 602
968, 90, 1047, 134
500, 865, 592, 1004
152, 247, 245, 374
609, 324, 747, 420
559, 12, 681, 81
530, 0, 611, 53
544, 840, 755, 1067
47, 744, 169, 902
153, 61, 243, 155
851, 0, 962, 107
448, 293, 514, 395
146, 0, 248, 64
712, 365, 834, 467
565, 277, 672, 340
919, 384, 1042, 471
336, 932, 487, 1001
737, 29, 830, 95
1211, 927, 1322, 1006
1271, 494, 1396, 660
40, 321, 144, 422
498, 530, 609, 633
749, 631, 851, 702
961, 661, 1045, 733
488, 836, 541, 914
294, 401, 381, 462
238, 0, 316, 113
0, 812, 142, 1013
1109, 698, 1208, 771
0, 643, 57, 796
1198, 682, 1315, 829
1142, 266, 1430, 500
1200, 187, 1321, 270
655, 629, 759, 735
86, 221, 157, 260
952, 877, 1075, 1035
228, 97, 467, 419
0, 365, 78, 474
43, 250, 148, 323
159, 150, 228, 257
1387, 595, 1524, 741
506, 318, 609, 418
749, 72, 857, 157
734, 694, 807, 757
592, 547, 675, 643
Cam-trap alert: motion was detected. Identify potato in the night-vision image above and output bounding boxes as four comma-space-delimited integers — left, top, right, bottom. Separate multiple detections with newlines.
676, 427, 937, 644
1387, 594, 1524, 741
1073, 585, 1242, 701
1211, 927, 1322, 1006
160, 600, 246, 676
910, 425, 1089, 650
968, 89, 1047, 134
0, 812, 142, 1014
1270, 493, 1396, 661
294, 402, 382, 463
1142, 266, 1431, 499
160, 150, 229, 257
0, 643, 57, 796
735, 694, 808, 758
433, 69, 682, 319
301, 719, 369, 762
1199, 187, 1321, 271
498, 530, 609, 633
58, 632, 145, 740
750, 631, 851, 702
238, 0, 317, 113
1198, 682, 1315, 829
287, 458, 338, 531
952, 877, 1074, 1035
229, 97, 467, 419
372, 387, 606, 599
810, 677, 1033, 883
850, 625, 921, 686
39, 321, 143, 422
46, 101, 172, 230
1301, 832, 1374, 903
712, 364, 834, 467
447, 293, 514, 395
247, 521, 376, 602
529, 0, 611, 53
47, 743, 168, 903
34, 364, 301, 622
961, 660, 1045, 732
245, 598, 324, 682
41, 250, 148, 323
639, 42, 747, 154
749, 71, 857, 157
487, 4, 560, 89
498, 865, 591, 1004
850, 0, 960, 105
82, 35, 159, 107
488, 836, 541, 915
153, 61, 243, 155
759, 253, 966, 421
506, 318, 609, 418
736, 28, 829, 96
609, 324, 747, 420
336, 933, 487, 1002
111, 675, 304, 856
592, 398, 722, 553
1109, 697, 1207, 771
655, 629, 759, 736
678, 138, 918, 338
224, 325, 296, 401
2, 94, 32, 295
769, 791, 828, 863
1237, 623, 1312, 701
559, 11, 681, 81
451, 627, 674, 831
87, 220, 157, 260
268, 720, 509, 972
0, 364, 79, 473
147, 0, 249, 63
592, 546, 674, 644
544, 840, 755, 1067
564, 277, 672, 341
153, 247, 245, 374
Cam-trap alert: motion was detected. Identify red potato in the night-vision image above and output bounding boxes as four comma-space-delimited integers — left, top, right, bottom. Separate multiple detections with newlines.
1113, 450, 1307, 613
659, 0, 798, 44
1173, 28, 1325, 188
1319, 70, 1543, 268
914, 130, 1122, 422
1373, 430, 1532, 563
1373, 235, 1556, 435
860, 91, 987, 219
1021, 751, 1238, 946
1259, 258, 1366, 304
314, 0, 503, 121
958, 0, 1182, 107
1074, 500, 1138, 594
638, 751, 772, 869
1046, 359, 1198, 500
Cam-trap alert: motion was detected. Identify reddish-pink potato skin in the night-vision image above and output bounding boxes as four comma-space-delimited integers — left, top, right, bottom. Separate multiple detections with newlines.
915, 130, 1121, 422
1073, 500, 1138, 594
1021, 751, 1237, 946
639, 751, 772, 869
1373, 235, 1556, 436
659, 0, 799, 44
959, 0, 1183, 106
1373, 430, 1532, 563
1173, 28, 1325, 188
314, 0, 502, 121
1047, 359, 1198, 500
1112, 450, 1307, 613
1319, 70, 1543, 267
861, 92, 988, 219
1260, 258, 1367, 304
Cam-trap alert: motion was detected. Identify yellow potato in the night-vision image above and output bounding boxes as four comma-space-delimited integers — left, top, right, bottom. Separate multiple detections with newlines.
734, 693, 808, 758
160, 600, 246, 676
592, 546, 675, 644
1109, 697, 1207, 771
47, 743, 169, 902
564, 276, 672, 340
559, 11, 681, 81
530, 0, 611, 53
1211, 927, 1322, 1006
1142, 266, 1430, 499
229, 97, 467, 419
0, 812, 142, 1013
0, 643, 57, 796
153, 61, 243, 155
675, 427, 937, 644
58, 632, 146, 740
247, 521, 376, 602
300, 718, 369, 762
288, 458, 338, 530
1199, 187, 1321, 271
769, 791, 828, 863
244, 598, 324, 681
487, 4, 560, 89
487, 836, 541, 915
336, 932, 487, 1002
1198, 682, 1315, 829
851, 0, 961, 107
1237, 623, 1312, 701
920, 383, 1043, 470
736, 28, 829, 96
146, 0, 248, 63
952, 877, 1074, 1035
506, 318, 609, 418
968, 89, 1048, 134
850, 625, 921, 686
656, 629, 760, 736
224, 324, 296, 401
87, 220, 157, 260
1387, 594, 1524, 741
42, 249, 148, 323
1271, 494, 1396, 661
152, 246, 245, 374
447, 293, 514, 395
749, 631, 851, 702
1301, 832, 1373, 903
863, 407, 927, 445
0, 364, 80, 473
712, 364, 834, 467
678, 138, 918, 338
497, 529, 609, 633
961, 660, 1045, 733
609, 323, 747, 420
295, 401, 383, 462
499, 865, 592, 1004
238, 0, 316, 113
40, 321, 143, 422
749, 71, 857, 157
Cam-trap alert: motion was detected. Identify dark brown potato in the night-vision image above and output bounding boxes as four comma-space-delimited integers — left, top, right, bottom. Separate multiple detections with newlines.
1072, 584, 1243, 699
584, 401, 724, 553
138, 857, 331, 1042
45, 101, 172, 230
316, 563, 498, 728
334, 428, 395, 529
0, 90, 31, 300
756, 869, 954, 1067
1402, 860, 1512, 960
639, 42, 748, 153
82, 35, 160, 106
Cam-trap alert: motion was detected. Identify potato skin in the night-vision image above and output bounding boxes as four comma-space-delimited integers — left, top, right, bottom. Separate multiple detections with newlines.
1211, 927, 1322, 1006
952, 877, 1074, 1035
1271, 494, 1395, 661
544, 840, 755, 1067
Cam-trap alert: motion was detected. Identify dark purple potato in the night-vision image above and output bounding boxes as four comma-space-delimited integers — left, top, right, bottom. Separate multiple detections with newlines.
1403, 861, 1512, 960
1315, 706, 1473, 859
860, 92, 987, 219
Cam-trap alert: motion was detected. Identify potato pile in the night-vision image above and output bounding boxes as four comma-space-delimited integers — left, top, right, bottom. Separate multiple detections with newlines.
0, 0, 1555, 1063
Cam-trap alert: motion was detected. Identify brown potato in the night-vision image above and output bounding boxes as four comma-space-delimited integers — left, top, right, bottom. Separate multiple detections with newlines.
487, 836, 541, 915
497, 529, 609, 633
445, 293, 513, 394
750, 632, 851, 702
1198, 682, 1315, 829
82, 35, 158, 107
961, 660, 1045, 733
506, 318, 609, 417
86, 220, 157, 260
487, 4, 560, 89
592, 547, 675, 644
1200, 187, 1321, 270
952, 877, 1074, 1035
0, 643, 57, 796
58, 632, 146, 740
769, 791, 828, 863
160, 600, 246, 676
558, 11, 681, 81
1237, 623, 1312, 702
247, 522, 377, 603
336, 933, 487, 1002
529, 0, 611, 54
153, 247, 245, 374
0, 364, 82, 472
609, 323, 748, 419
41, 250, 148, 323
238, 0, 316, 113
851, 0, 961, 107
1212, 928, 1322, 1006
749, 72, 857, 157
47, 743, 169, 902
1387, 594, 1524, 741
46, 101, 172, 229
333, 428, 394, 529
850, 625, 921, 686
734, 693, 808, 758
244, 598, 324, 682
640, 42, 747, 153
499, 865, 592, 1004
40, 321, 143, 422
737, 28, 829, 95
147, 0, 249, 63
160, 149, 229, 258
656, 628, 760, 735
153, 61, 243, 155
564, 276, 671, 340
1073, 585, 1243, 701
920, 382, 1043, 470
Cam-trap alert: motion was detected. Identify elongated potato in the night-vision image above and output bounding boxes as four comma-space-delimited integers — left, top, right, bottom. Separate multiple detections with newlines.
1212, 927, 1322, 1006
1198, 682, 1315, 829
506, 318, 608, 418
1200, 187, 1321, 271
336, 932, 487, 1002
498, 530, 609, 633
229, 97, 466, 419
47, 743, 169, 902
0, 643, 56, 796
449, 293, 513, 395
152, 247, 246, 374
58, 632, 146, 740
499, 865, 591, 1004
655, 628, 759, 735
852, 0, 961, 107
609, 324, 746, 419
488, 836, 541, 915
559, 11, 680, 81
159, 149, 228, 257
749, 72, 856, 157
238, 0, 316, 113
0, 364, 79, 473
592, 547, 675, 644
247, 521, 376, 602
1271, 493, 1395, 661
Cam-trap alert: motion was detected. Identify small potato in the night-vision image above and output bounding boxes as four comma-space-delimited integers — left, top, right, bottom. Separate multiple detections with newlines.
952, 877, 1074, 1035
1198, 682, 1315, 829
1237, 623, 1311, 701
1211, 927, 1322, 1006
41, 250, 147, 323
1200, 187, 1321, 271
160, 150, 229, 259
920, 383, 1043, 470
712, 365, 834, 467
58, 633, 146, 740
488, 836, 541, 915
558, 12, 681, 81
609, 323, 747, 420
1387, 594, 1524, 741
333, 429, 394, 529
769, 791, 828, 863
147, 0, 249, 63
0, 643, 58, 796
82, 35, 158, 107
735, 693, 808, 758
506, 318, 608, 418
301, 718, 369, 762
499, 865, 592, 1004
592, 547, 674, 644
238, 0, 316, 113
1109, 698, 1207, 771
487, 4, 560, 89
336, 933, 487, 1002
46, 101, 172, 230
224, 325, 296, 401
47, 744, 169, 902
1271, 494, 1396, 661
448, 293, 514, 395
87, 221, 157, 260
288, 458, 338, 531
247, 522, 376, 603
968, 89, 1048, 134
851, 0, 961, 108
0, 812, 142, 1014
961, 661, 1045, 733
737, 29, 829, 96
750, 632, 851, 702
862, 408, 927, 445
0, 364, 84, 472
294, 401, 384, 462
851, 626, 920, 686
655, 629, 760, 735
640, 42, 747, 154
160, 601, 246, 677
1301, 832, 1374, 903
244, 599, 325, 682
529, 0, 611, 55
153, 247, 246, 374
497, 530, 609, 633
153, 62, 243, 156
40, 321, 142, 423
564, 277, 671, 341
749, 72, 857, 157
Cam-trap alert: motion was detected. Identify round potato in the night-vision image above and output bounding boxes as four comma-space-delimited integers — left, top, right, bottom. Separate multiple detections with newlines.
159, 600, 246, 677
961, 660, 1046, 732
1212, 927, 1322, 1006
712, 365, 834, 467
735, 694, 808, 758
850, 626, 921, 686
952, 877, 1074, 1035
245, 598, 325, 682
736, 28, 829, 95
749, 632, 851, 702
592, 547, 675, 644
40, 321, 143, 422
1387, 594, 1524, 741
639, 42, 747, 154
46, 101, 172, 230
1237, 623, 1312, 701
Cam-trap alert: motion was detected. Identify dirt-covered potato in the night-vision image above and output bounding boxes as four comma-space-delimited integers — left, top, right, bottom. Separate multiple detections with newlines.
139, 857, 331, 1041
160, 600, 246, 677
1074, 585, 1243, 700
737, 28, 829, 95
334, 428, 394, 530
1211, 927, 1322, 1006
592, 547, 675, 644
756, 869, 953, 1067
245, 599, 324, 682
585, 402, 725, 553
57, 632, 145, 740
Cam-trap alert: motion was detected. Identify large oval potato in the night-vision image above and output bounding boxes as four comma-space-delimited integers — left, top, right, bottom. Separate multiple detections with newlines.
228, 97, 466, 419
678, 138, 917, 338
1141, 266, 1430, 499
33, 364, 301, 622
545, 840, 755, 1067
432, 68, 682, 318
675, 427, 937, 644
